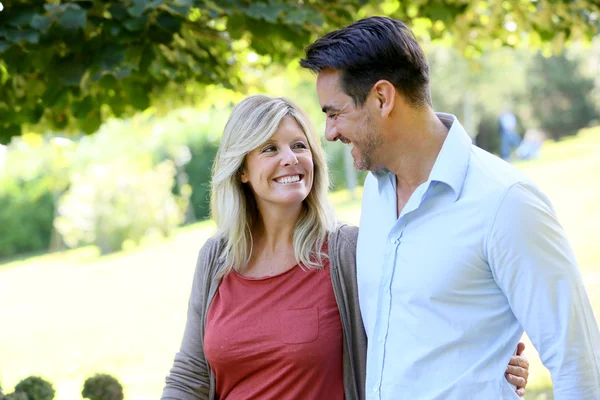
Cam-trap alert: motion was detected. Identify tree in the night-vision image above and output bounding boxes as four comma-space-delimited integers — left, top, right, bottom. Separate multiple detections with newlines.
0, 0, 598, 143
528, 52, 598, 140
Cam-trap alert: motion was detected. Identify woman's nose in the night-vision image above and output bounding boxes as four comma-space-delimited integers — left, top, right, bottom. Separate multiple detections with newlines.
281, 147, 299, 166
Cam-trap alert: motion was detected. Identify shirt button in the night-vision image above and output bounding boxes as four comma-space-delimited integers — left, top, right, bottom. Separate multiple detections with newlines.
373, 386, 379, 392
390, 238, 397, 244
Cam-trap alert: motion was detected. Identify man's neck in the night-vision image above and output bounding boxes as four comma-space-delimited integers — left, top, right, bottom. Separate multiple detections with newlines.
385, 108, 449, 199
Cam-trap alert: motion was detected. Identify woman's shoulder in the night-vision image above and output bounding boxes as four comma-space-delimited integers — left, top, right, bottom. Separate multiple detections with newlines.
199, 232, 227, 254
196, 234, 226, 275
330, 223, 358, 247
328, 223, 358, 269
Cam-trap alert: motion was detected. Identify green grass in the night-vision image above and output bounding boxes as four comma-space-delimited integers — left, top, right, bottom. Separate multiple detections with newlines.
1, 127, 599, 399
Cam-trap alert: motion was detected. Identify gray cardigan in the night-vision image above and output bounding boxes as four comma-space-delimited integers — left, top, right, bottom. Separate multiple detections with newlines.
161, 224, 367, 400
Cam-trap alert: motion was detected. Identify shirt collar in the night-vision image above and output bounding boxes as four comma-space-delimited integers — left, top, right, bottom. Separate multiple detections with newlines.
372, 113, 472, 202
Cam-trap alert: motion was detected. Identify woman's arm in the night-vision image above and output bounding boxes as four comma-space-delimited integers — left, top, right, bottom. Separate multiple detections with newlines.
162, 238, 221, 400
506, 342, 530, 397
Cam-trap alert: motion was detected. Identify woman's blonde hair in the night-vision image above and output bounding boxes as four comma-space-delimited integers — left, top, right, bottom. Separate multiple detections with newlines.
211, 94, 337, 276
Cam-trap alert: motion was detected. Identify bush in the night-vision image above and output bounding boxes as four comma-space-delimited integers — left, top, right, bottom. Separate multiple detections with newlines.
0, 179, 55, 258
55, 159, 184, 254
81, 374, 124, 400
3, 393, 28, 400
528, 52, 598, 140
13, 376, 55, 400
184, 137, 219, 220
475, 113, 501, 155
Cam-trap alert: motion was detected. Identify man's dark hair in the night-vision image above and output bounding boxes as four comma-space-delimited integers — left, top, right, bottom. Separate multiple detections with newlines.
300, 16, 431, 108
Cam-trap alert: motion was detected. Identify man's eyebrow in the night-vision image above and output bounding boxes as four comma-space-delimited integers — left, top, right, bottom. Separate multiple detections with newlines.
321, 105, 339, 114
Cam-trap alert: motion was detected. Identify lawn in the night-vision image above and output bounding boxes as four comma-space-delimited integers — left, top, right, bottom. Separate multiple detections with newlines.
1, 127, 599, 399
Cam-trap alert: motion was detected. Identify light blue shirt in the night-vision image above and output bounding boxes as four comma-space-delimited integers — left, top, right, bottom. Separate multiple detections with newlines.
357, 113, 600, 399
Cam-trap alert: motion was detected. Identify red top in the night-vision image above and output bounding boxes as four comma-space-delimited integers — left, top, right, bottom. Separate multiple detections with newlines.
204, 256, 344, 400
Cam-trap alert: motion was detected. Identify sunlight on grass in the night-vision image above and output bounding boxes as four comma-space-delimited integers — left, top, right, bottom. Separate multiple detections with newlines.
1, 128, 599, 399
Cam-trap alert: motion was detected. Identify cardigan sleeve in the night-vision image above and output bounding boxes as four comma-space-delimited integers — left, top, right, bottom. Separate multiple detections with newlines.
161, 237, 221, 400
330, 224, 367, 400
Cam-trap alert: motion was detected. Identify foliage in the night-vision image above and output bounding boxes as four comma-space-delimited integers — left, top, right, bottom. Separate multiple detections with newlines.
1, 0, 598, 142
149, 106, 227, 221
475, 113, 502, 156
55, 158, 183, 254
13, 376, 55, 400
81, 374, 124, 400
184, 136, 218, 220
527, 52, 598, 140
0, 178, 55, 258
0, 134, 69, 258
2, 393, 28, 400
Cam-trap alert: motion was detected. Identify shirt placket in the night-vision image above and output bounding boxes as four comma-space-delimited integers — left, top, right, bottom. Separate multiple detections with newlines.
369, 218, 407, 398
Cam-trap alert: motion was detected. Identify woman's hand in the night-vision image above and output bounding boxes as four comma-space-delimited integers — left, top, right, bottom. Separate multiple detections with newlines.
506, 342, 530, 397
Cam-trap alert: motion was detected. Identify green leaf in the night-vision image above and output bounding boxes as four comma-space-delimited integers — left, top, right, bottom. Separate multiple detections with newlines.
0, 40, 9, 53
58, 5, 87, 30
56, 61, 86, 86
125, 82, 150, 110
23, 30, 40, 44
72, 95, 94, 119
156, 12, 182, 34
97, 44, 126, 70
164, 4, 189, 16
124, 15, 149, 31
42, 83, 68, 107
31, 15, 55, 34
8, 9, 36, 27
22, 103, 45, 124
79, 108, 102, 134
128, 0, 148, 18
104, 21, 121, 36
139, 45, 155, 72
99, 74, 118, 90
246, 2, 280, 23
284, 9, 311, 25
108, 4, 128, 21
0, 124, 22, 144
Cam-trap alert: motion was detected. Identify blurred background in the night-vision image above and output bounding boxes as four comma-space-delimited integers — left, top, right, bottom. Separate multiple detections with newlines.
0, 1, 599, 399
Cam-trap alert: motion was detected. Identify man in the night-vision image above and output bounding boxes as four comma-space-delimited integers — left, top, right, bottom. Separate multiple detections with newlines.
499, 107, 521, 160
300, 16, 600, 399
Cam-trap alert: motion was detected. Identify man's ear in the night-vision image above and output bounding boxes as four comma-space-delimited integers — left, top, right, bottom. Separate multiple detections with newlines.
372, 80, 396, 118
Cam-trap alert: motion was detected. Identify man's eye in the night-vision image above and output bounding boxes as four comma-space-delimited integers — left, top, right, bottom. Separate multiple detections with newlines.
327, 113, 337, 120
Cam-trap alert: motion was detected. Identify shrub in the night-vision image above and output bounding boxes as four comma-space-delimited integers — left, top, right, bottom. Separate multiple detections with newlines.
184, 137, 219, 220
2, 393, 28, 400
55, 159, 184, 254
81, 374, 124, 400
13, 376, 55, 400
475, 113, 501, 155
0, 178, 55, 258
528, 52, 598, 140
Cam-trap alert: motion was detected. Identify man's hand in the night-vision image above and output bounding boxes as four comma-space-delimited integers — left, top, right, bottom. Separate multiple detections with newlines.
506, 341, 530, 397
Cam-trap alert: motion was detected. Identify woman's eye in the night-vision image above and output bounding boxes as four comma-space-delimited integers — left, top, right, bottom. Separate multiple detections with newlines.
261, 146, 276, 153
293, 143, 308, 149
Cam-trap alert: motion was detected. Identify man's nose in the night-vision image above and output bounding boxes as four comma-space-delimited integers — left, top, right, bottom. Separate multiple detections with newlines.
324, 119, 339, 142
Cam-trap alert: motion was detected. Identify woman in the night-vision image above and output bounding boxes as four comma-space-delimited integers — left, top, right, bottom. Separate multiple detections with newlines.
162, 95, 529, 399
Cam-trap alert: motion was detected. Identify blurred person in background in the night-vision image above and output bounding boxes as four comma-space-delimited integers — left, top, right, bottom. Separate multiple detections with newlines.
499, 107, 522, 161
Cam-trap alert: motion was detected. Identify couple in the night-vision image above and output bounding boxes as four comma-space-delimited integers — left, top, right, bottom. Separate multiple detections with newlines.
162, 17, 600, 399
